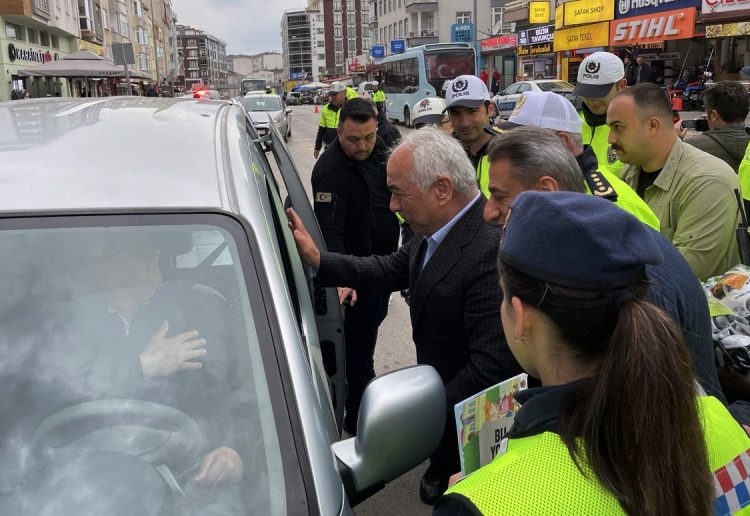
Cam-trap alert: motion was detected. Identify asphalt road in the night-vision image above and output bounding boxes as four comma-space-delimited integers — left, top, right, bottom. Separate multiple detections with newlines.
283, 104, 433, 516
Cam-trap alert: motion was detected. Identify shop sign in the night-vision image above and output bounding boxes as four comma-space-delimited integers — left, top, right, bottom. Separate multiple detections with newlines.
390, 39, 405, 54
371, 45, 385, 59
451, 23, 474, 42
637, 51, 680, 59
529, 1, 551, 23
518, 25, 555, 46
610, 7, 696, 44
7, 44, 57, 64
616, 0, 701, 19
517, 43, 554, 56
706, 22, 750, 36
556, 5, 565, 28
563, 0, 616, 26
480, 34, 519, 52
701, 0, 750, 21
554, 22, 610, 51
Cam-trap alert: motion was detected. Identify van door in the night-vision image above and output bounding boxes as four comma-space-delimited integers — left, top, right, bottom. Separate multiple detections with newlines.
265, 119, 347, 430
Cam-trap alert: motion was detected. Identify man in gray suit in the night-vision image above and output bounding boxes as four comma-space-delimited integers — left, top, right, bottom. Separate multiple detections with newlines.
287, 127, 520, 505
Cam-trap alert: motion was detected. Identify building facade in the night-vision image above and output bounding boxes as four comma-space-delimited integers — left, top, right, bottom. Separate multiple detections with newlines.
176, 24, 227, 91
281, 8, 313, 81
1, 0, 81, 99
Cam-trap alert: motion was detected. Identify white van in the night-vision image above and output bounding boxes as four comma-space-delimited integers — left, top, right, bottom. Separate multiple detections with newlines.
357, 81, 378, 99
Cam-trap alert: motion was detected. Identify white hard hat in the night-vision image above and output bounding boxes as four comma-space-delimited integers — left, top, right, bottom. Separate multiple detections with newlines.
412, 97, 447, 126
329, 81, 346, 93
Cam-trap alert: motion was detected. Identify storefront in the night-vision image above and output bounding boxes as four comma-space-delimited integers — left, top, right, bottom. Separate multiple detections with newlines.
480, 34, 518, 93
553, 0, 615, 82
517, 25, 556, 79
0, 18, 77, 100
701, 0, 750, 80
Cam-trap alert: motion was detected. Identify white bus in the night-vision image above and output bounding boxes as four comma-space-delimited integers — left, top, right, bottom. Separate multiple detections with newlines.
379, 42, 475, 127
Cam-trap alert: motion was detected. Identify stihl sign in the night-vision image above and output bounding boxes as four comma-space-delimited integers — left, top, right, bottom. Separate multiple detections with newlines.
610, 7, 696, 44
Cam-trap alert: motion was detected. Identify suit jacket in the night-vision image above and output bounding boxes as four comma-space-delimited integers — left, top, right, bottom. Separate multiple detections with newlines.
316, 197, 521, 405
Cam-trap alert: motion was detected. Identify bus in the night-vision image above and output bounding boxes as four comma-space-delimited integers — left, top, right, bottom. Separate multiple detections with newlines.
379, 42, 475, 127
241, 78, 269, 96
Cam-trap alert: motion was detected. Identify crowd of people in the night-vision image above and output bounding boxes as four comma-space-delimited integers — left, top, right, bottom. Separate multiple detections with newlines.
302, 51, 750, 514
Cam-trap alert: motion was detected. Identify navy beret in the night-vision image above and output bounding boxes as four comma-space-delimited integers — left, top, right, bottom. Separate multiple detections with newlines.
498, 191, 663, 291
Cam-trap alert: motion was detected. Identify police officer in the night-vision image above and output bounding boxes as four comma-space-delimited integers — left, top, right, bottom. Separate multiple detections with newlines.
572, 52, 626, 177
346, 83, 358, 100
311, 98, 400, 434
434, 191, 750, 515
485, 91, 659, 229
314, 81, 347, 159
371, 80, 385, 114
444, 75, 494, 197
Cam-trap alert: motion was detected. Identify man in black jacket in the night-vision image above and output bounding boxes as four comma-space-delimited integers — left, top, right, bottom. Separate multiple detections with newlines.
292, 126, 520, 505
311, 98, 400, 435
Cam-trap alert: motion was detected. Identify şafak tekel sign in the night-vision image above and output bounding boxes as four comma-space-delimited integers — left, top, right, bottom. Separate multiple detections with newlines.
553, 21, 610, 51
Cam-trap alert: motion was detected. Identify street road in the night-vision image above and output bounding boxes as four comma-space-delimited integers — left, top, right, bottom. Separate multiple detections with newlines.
283, 104, 433, 516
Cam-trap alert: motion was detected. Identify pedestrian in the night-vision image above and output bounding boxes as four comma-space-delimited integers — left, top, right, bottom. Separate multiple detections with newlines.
444, 75, 495, 197
679, 81, 750, 172
491, 68, 501, 95
310, 98, 400, 435
610, 83, 741, 280
624, 55, 636, 86
314, 81, 347, 159
481, 126, 724, 401
487, 91, 659, 229
434, 190, 748, 515
635, 54, 655, 84
479, 67, 488, 88
572, 52, 627, 177
288, 127, 521, 506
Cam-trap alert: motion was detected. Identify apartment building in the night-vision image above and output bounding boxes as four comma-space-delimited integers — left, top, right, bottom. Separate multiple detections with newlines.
176, 24, 227, 91
281, 8, 313, 82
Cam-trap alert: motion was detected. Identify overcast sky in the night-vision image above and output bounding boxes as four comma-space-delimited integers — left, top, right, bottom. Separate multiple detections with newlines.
172, 0, 303, 55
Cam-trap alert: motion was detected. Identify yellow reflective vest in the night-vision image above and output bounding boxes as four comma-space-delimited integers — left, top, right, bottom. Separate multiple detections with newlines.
580, 112, 624, 178
443, 396, 750, 515
372, 90, 385, 103
476, 155, 490, 199
346, 86, 358, 100
739, 141, 750, 202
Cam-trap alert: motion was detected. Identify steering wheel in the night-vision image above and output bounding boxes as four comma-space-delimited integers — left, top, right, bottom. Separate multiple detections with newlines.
30, 399, 203, 472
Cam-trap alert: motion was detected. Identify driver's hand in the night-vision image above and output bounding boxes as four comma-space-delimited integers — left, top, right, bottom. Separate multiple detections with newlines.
194, 446, 244, 485
140, 321, 207, 379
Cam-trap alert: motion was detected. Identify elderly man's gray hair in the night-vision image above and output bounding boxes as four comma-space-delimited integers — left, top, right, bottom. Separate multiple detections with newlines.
487, 126, 585, 193
396, 127, 478, 197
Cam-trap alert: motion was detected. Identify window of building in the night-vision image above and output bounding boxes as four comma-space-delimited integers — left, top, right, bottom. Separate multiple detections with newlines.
318, 53, 325, 60
5, 23, 21, 41
335, 51, 343, 64
491, 7, 504, 26
40, 31, 49, 46
335, 26, 342, 38
101, 7, 108, 29
334, 12, 342, 24
398, 20, 402, 38
404, 17, 408, 35
333, 0, 341, 11
347, 12, 355, 25
362, 12, 369, 24
27, 28, 38, 44
317, 14, 323, 21
348, 37, 357, 51
335, 40, 343, 51
456, 12, 471, 23
51, 34, 59, 48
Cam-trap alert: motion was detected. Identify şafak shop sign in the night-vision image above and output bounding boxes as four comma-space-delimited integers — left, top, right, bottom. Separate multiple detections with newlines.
554, 21, 610, 51
563, 0, 616, 26
610, 7, 696, 44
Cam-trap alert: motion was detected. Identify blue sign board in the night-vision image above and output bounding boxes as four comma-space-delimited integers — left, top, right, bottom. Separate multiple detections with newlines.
615, 0, 701, 19
390, 39, 406, 54
371, 45, 385, 59
451, 23, 474, 43
290, 72, 304, 80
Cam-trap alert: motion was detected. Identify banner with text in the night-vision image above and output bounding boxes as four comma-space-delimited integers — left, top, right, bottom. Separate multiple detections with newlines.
564, 0, 616, 26
529, 1, 552, 23
615, 0, 701, 19
554, 21, 611, 51
702, 0, 750, 23
611, 8, 696, 45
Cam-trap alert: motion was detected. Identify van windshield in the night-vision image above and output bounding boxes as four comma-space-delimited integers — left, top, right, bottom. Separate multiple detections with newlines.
0, 217, 290, 515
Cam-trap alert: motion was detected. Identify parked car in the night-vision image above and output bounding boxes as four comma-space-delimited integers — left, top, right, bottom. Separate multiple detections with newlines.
492, 80, 576, 118
299, 93, 315, 105
286, 91, 302, 105
0, 97, 446, 515
239, 93, 292, 141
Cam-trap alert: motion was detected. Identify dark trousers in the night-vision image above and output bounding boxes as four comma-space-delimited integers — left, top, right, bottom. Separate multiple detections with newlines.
343, 287, 390, 429
430, 407, 461, 483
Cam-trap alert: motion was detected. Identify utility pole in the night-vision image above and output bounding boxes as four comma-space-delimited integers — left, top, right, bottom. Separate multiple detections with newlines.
473, 0, 479, 75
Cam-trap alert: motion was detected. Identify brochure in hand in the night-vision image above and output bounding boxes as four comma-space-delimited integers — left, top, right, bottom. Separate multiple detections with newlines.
454, 373, 528, 475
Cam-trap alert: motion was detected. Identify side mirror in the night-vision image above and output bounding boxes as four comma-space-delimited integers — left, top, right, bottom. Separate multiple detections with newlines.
286, 108, 292, 114
332, 365, 446, 506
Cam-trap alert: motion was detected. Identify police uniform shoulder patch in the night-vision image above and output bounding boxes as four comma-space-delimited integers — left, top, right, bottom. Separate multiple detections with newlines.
583, 170, 618, 202
315, 192, 333, 203
607, 145, 618, 165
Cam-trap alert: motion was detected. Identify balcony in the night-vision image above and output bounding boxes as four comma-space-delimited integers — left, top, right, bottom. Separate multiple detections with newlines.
80, 17, 100, 42
368, 16, 377, 30
32, 0, 51, 19
405, 0, 437, 14
407, 30, 437, 45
